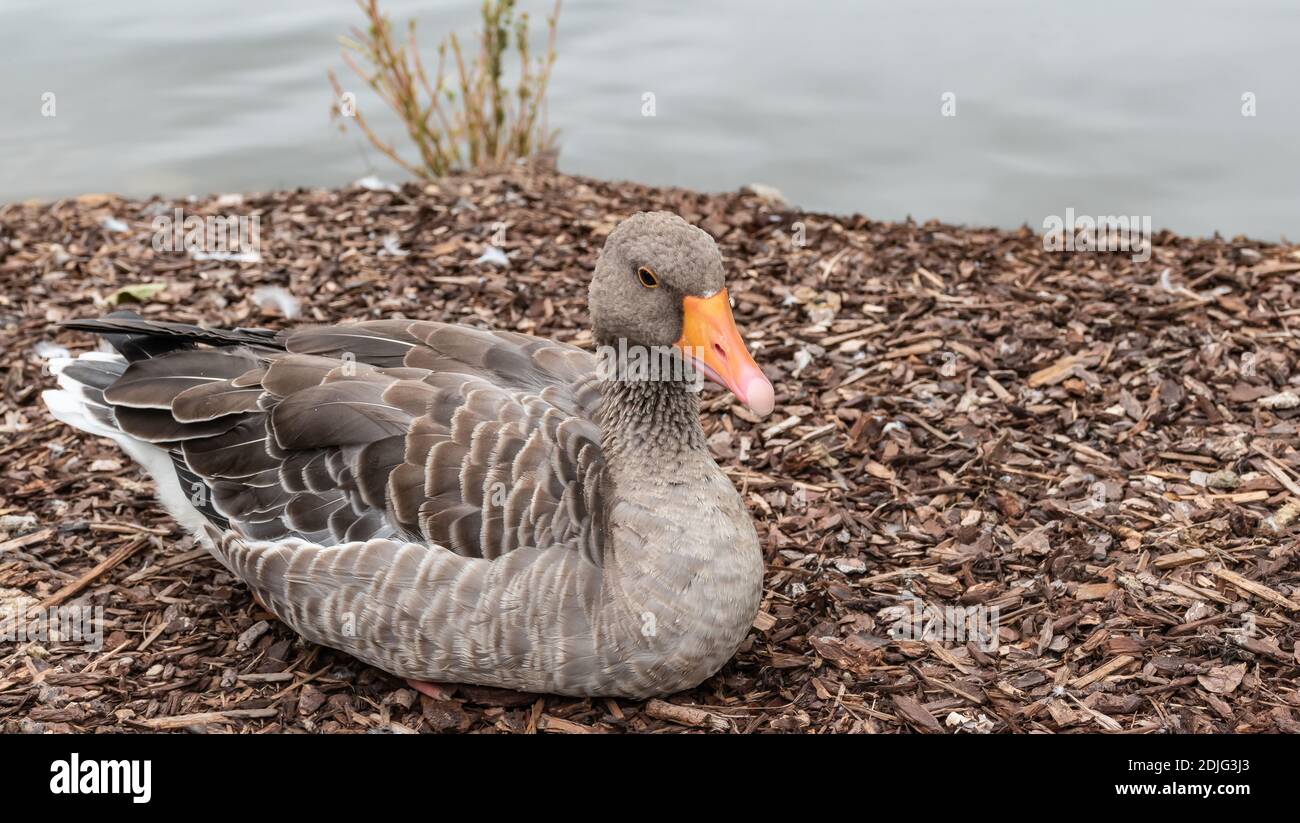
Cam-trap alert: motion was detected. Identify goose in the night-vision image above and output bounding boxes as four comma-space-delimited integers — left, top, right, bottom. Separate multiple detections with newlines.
42, 211, 776, 699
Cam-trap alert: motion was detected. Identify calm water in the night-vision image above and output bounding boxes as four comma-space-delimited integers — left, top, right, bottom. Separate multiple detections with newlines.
2, 0, 1297, 239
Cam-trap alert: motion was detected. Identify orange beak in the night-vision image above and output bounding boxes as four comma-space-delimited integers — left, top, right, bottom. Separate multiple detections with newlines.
675, 290, 775, 417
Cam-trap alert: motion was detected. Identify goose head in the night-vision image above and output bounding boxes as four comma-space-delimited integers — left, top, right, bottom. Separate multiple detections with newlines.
589, 211, 775, 417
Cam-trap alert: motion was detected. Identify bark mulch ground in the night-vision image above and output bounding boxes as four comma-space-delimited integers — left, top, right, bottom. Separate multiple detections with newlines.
2, 169, 1299, 733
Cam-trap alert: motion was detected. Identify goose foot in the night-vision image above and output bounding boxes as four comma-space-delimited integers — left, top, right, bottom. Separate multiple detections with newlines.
405, 678, 454, 700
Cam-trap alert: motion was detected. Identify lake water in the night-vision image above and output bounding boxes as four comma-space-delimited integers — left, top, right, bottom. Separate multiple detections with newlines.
3, 0, 1297, 239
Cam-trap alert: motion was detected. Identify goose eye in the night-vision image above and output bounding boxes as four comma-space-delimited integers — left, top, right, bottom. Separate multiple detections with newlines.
636, 266, 659, 288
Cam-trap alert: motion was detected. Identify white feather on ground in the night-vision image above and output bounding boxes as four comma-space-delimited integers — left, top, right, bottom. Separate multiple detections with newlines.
251, 285, 301, 319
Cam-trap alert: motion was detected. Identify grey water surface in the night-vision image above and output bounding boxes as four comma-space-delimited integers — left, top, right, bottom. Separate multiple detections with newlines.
1, 0, 1296, 238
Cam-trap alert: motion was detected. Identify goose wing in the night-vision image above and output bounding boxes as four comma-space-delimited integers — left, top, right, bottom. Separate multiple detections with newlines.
69, 318, 607, 563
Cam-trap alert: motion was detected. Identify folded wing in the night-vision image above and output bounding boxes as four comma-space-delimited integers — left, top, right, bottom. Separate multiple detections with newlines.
76, 318, 607, 563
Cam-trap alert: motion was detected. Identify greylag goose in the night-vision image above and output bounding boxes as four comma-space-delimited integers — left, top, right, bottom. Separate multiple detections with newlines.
42, 211, 775, 699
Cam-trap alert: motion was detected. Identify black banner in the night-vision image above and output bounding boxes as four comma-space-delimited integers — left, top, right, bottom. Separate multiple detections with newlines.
0, 732, 1284, 810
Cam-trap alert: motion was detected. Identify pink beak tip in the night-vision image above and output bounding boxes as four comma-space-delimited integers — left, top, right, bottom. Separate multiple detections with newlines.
741, 374, 775, 418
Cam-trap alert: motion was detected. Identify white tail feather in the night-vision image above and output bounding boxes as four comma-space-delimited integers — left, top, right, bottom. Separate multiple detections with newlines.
42, 354, 212, 537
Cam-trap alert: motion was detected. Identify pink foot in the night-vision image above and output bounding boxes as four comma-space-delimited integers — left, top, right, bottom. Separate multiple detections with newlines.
405, 678, 453, 700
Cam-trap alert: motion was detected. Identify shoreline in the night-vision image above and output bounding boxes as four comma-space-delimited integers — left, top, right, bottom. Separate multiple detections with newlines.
4, 172, 1292, 249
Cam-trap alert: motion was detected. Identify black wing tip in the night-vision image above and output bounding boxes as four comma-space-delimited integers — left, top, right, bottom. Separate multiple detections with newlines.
58, 308, 141, 331
56, 314, 284, 360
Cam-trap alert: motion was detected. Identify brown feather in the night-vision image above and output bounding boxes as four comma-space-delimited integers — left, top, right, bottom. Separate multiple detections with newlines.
182, 418, 278, 478
115, 406, 248, 443
172, 381, 263, 422
105, 350, 257, 408
270, 381, 410, 449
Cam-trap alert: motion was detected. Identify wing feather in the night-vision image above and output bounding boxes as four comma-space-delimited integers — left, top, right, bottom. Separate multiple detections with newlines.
77, 317, 606, 562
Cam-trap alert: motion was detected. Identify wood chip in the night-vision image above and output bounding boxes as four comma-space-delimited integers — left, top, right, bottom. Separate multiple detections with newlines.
1210, 566, 1300, 611
891, 695, 943, 733
644, 699, 727, 730
135, 708, 279, 729
1069, 655, 1137, 689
